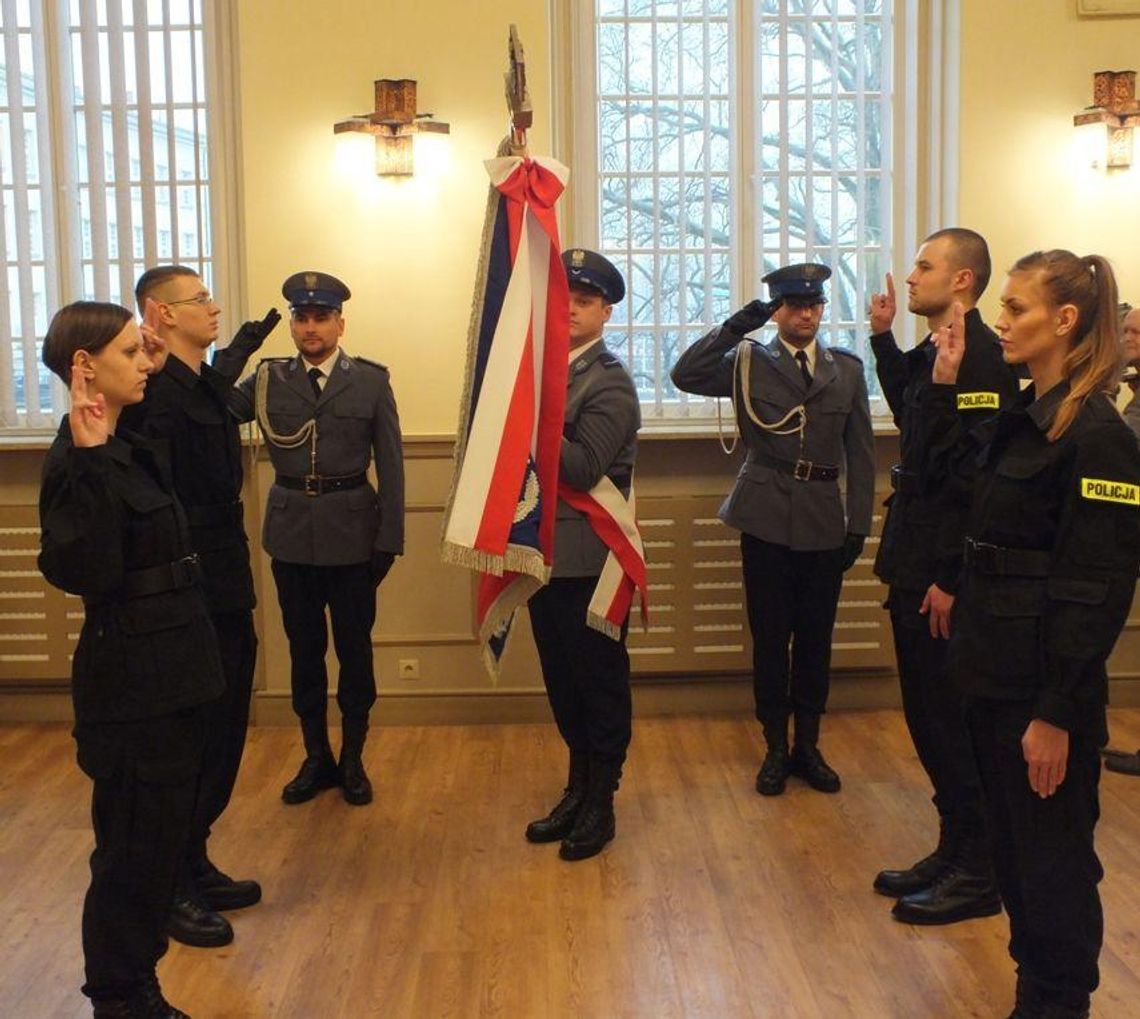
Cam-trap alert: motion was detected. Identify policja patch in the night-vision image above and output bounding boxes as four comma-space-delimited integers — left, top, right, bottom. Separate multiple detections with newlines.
956, 391, 999, 411
1081, 477, 1140, 506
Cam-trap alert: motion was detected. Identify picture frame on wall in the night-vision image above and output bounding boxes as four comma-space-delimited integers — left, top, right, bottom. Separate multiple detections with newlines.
1078, 0, 1140, 15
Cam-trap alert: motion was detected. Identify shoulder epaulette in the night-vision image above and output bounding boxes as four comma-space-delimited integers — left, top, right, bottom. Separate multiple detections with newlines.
353, 356, 390, 372
598, 349, 624, 369
831, 347, 864, 364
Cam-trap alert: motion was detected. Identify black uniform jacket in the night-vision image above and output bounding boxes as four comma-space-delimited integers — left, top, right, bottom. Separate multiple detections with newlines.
38, 419, 225, 724
872, 308, 1018, 594
120, 351, 255, 614
920, 381, 1140, 738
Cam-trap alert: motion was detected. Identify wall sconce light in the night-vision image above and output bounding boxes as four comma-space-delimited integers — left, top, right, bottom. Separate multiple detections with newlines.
333, 79, 450, 177
1073, 69, 1139, 169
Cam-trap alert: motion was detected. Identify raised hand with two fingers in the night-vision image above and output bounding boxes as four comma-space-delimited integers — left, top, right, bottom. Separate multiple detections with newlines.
931, 300, 966, 385
67, 362, 109, 448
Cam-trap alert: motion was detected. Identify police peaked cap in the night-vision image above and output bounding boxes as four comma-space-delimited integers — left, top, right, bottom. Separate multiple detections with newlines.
282, 271, 351, 311
562, 249, 625, 304
762, 262, 831, 303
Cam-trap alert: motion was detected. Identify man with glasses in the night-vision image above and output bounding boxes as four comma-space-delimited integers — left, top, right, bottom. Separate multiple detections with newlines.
123, 265, 280, 949
672, 263, 874, 797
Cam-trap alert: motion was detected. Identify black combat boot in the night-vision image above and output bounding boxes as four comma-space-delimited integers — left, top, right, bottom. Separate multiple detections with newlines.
755, 717, 791, 796
891, 804, 1002, 925
93, 974, 192, 1018
788, 711, 841, 793
281, 714, 340, 804
135, 975, 192, 1018
339, 716, 373, 806
1005, 970, 1043, 1019
559, 757, 621, 861
1038, 1003, 1090, 1019
191, 855, 261, 912
167, 891, 233, 948
526, 752, 589, 843
874, 812, 954, 897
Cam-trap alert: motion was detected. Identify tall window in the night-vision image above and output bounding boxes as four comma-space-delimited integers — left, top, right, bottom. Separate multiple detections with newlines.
1, 0, 233, 429
564, 0, 952, 418
594, 1, 734, 409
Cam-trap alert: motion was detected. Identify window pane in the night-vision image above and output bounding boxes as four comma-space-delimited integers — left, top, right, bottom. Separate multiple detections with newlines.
593, 0, 734, 417
0, 0, 217, 426
753, 0, 893, 397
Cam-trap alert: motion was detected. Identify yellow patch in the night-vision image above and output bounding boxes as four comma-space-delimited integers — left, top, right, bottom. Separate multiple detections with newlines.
956, 391, 999, 411
1081, 477, 1140, 506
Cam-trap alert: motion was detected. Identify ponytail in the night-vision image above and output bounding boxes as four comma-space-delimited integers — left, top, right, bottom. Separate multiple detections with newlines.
1009, 250, 1119, 440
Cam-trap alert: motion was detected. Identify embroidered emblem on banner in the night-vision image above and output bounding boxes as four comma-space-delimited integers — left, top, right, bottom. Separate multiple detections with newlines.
1081, 477, 1140, 506
957, 391, 999, 411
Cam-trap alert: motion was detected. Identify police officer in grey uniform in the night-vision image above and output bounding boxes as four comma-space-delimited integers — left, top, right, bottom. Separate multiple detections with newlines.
671, 263, 874, 796
525, 249, 640, 862
231, 272, 404, 807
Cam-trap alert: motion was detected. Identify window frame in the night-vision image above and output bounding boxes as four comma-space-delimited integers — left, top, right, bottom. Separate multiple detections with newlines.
553, 0, 960, 426
0, 0, 243, 434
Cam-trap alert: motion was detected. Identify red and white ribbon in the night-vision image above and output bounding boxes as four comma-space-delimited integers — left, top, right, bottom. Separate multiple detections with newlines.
558, 476, 649, 640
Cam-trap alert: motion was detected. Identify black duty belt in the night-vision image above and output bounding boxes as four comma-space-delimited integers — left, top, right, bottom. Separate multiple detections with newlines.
748, 453, 839, 482
122, 555, 202, 599
889, 464, 922, 495
185, 500, 243, 527
275, 472, 368, 497
963, 537, 1050, 577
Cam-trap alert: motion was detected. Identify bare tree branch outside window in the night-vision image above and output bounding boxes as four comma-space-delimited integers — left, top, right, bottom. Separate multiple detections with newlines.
594, 0, 891, 414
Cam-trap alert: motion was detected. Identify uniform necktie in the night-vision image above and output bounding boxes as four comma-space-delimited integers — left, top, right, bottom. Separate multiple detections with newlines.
308, 366, 323, 398
795, 349, 812, 388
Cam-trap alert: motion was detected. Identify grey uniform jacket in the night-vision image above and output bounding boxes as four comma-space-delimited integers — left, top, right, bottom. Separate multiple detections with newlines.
231, 352, 405, 566
671, 326, 875, 550
555, 342, 641, 578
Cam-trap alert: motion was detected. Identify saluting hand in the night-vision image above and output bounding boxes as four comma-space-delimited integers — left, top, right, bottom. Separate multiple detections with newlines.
868, 272, 896, 335
231, 307, 282, 349
931, 300, 966, 384
1022, 718, 1069, 798
68, 364, 109, 448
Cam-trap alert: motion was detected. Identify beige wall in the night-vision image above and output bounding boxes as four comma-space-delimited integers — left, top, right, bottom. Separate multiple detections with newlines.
235, 0, 552, 435
235, 2, 1140, 434
959, 2, 1140, 314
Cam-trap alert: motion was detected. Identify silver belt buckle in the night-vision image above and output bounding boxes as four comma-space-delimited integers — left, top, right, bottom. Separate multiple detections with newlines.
793, 459, 813, 482
303, 474, 321, 497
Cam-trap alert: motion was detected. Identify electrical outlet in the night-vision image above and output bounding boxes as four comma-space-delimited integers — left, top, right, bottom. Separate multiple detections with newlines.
397, 658, 420, 680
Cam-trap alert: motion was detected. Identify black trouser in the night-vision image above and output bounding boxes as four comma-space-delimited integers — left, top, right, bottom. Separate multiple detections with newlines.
182, 610, 256, 878
968, 698, 1103, 1010
889, 588, 982, 817
75, 705, 208, 1002
271, 560, 377, 724
740, 533, 845, 728
528, 576, 632, 765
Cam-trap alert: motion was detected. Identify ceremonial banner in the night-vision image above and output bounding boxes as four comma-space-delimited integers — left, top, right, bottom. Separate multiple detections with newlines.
441, 153, 570, 673
557, 477, 649, 641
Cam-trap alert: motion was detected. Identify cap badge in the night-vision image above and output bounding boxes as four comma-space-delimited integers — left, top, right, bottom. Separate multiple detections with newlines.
304, 272, 318, 290
571, 249, 586, 267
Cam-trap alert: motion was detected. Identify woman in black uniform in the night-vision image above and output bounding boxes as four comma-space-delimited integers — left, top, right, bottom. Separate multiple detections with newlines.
38, 302, 225, 1019
923, 251, 1140, 1019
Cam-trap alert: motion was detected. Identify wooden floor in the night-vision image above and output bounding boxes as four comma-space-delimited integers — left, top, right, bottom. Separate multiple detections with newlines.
2, 710, 1139, 1019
